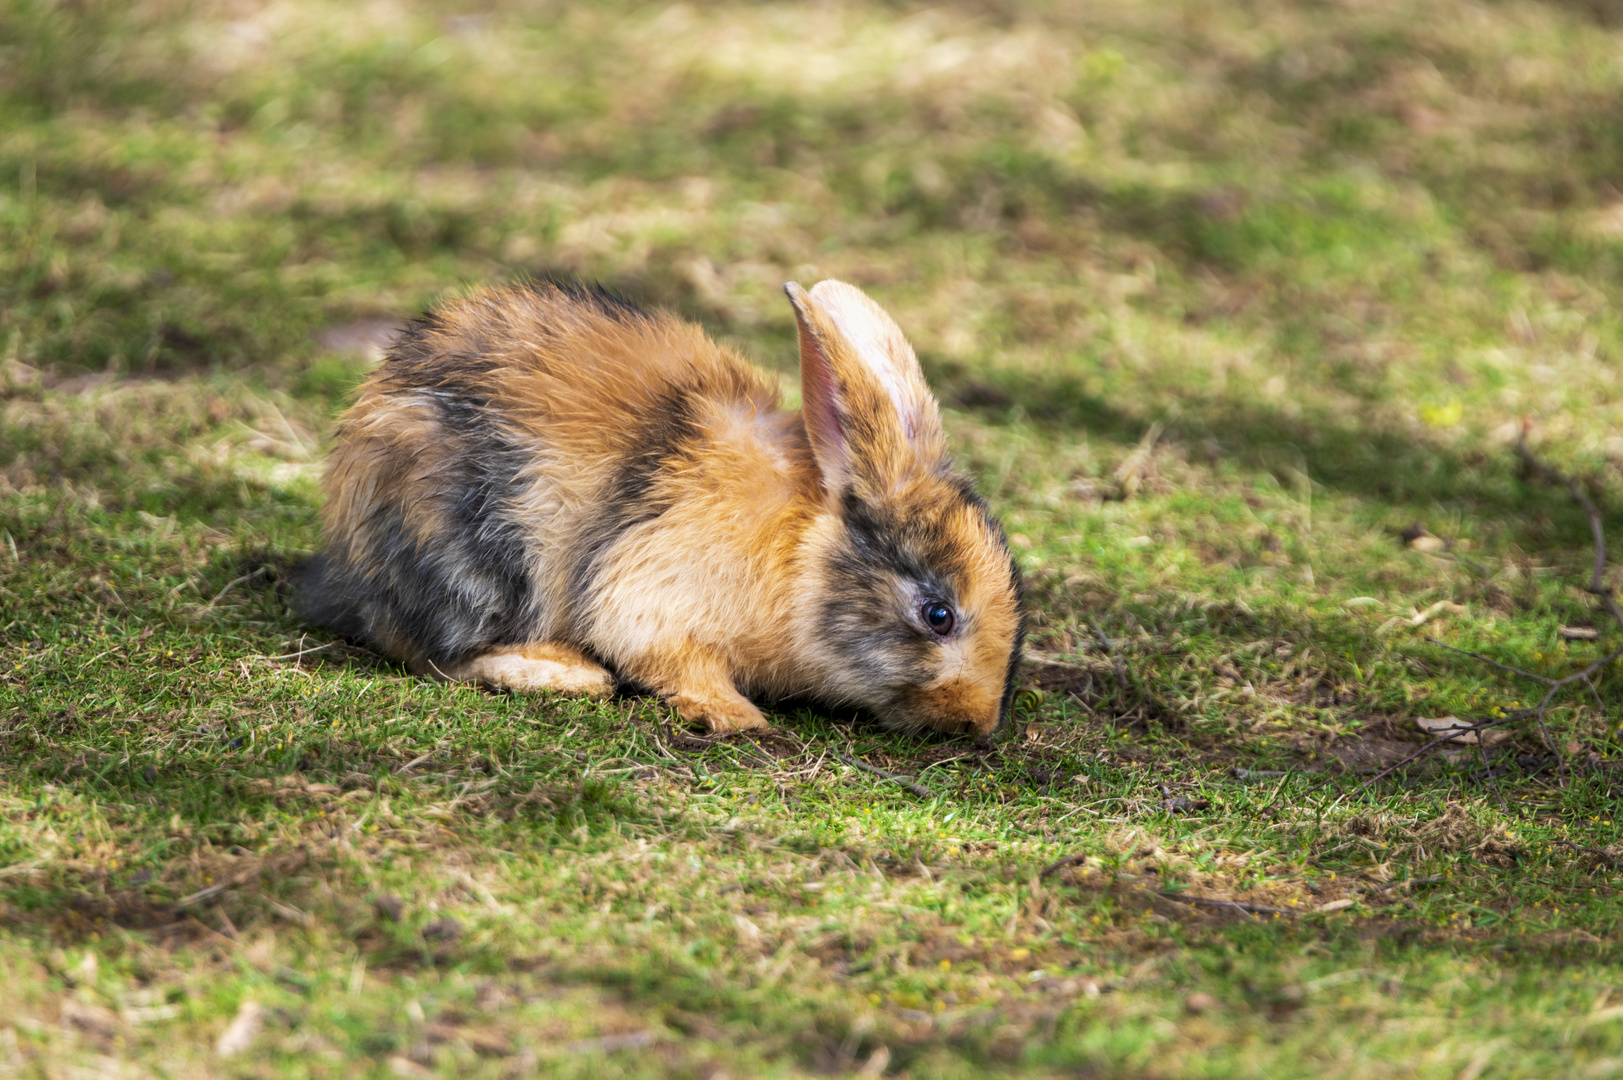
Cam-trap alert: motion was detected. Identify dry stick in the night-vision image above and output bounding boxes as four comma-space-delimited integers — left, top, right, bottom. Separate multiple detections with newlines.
202, 567, 268, 613
1092, 622, 1128, 689
1530, 643, 1623, 783
837, 754, 933, 800
1035, 856, 1294, 916
1552, 839, 1622, 869
174, 882, 230, 909
1534, 682, 1570, 786
1532, 441, 1623, 629
1420, 629, 1623, 782
1353, 713, 1533, 797
252, 641, 339, 663
1423, 636, 1548, 684
1582, 673, 1607, 713
1513, 436, 1623, 780
1039, 853, 1089, 880
1369, 875, 1445, 894
1476, 734, 1509, 814
1405, 440, 1623, 790
1156, 892, 1293, 918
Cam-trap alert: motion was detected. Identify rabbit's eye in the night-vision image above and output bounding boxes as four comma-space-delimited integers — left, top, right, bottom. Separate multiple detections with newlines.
922, 601, 956, 638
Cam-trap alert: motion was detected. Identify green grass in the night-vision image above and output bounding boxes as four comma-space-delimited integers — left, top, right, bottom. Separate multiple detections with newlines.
3, 0, 1623, 1076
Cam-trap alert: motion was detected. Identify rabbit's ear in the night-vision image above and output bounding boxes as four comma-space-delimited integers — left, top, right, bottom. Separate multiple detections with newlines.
784, 280, 945, 491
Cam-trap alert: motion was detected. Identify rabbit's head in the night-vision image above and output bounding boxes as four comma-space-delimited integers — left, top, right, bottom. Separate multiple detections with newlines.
786, 281, 1024, 737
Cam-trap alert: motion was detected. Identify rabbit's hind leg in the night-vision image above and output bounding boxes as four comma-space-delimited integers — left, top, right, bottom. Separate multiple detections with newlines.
440, 642, 614, 697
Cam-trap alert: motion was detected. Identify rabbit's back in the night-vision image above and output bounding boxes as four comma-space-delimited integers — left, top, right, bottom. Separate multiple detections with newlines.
308, 281, 803, 671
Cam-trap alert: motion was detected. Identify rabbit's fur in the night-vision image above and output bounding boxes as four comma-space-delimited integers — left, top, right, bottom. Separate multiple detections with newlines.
303, 279, 1024, 735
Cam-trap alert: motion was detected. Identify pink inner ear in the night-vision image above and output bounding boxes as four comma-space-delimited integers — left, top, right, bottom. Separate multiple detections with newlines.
789, 288, 847, 485
806, 279, 931, 451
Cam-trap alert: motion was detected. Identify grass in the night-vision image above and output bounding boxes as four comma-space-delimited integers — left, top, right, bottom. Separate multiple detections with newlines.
3, 0, 1623, 1076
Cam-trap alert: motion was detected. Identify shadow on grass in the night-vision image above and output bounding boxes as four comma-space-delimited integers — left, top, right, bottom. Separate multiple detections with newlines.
945, 361, 1622, 554
0, 749, 646, 938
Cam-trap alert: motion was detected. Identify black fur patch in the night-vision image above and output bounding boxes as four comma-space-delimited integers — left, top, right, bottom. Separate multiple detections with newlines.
521, 276, 647, 326
567, 389, 702, 616
996, 563, 1028, 730
309, 379, 540, 665
821, 489, 962, 693
294, 552, 368, 642
361, 505, 526, 663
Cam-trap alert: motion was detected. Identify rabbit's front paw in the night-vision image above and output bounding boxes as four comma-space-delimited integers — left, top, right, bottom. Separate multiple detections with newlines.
668, 688, 768, 734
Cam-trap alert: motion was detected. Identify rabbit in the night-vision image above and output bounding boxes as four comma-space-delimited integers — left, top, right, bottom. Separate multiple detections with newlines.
300, 278, 1025, 735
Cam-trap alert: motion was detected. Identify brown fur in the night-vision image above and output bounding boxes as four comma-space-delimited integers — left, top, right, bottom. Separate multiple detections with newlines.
304, 279, 1023, 735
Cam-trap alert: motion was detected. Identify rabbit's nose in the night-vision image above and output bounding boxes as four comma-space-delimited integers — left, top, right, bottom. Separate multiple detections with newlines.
967, 711, 1000, 738
910, 679, 1002, 737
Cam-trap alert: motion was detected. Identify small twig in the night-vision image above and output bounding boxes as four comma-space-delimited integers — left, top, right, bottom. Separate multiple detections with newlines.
1441, 543, 1495, 581
1369, 875, 1445, 894
184, 914, 239, 950
174, 882, 229, 909
1518, 439, 1623, 628
250, 641, 338, 663
1515, 438, 1623, 629
1423, 637, 1547, 684
264, 897, 315, 927
562, 1030, 656, 1055
1039, 853, 1090, 880
1378, 599, 1468, 636
1157, 892, 1293, 918
1553, 838, 1622, 869
1582, 673, 1607, 713
1555, 644, 1623, 692
1477, 737, 1509, 813
202, 567, 268, 612
1091, 622, 1128, 688
837, 754, 933, 799
1354, 713, 1532, 795
1533, 683, 1569, 784
919, 753, 979, 773
1461, 435, 1623, 783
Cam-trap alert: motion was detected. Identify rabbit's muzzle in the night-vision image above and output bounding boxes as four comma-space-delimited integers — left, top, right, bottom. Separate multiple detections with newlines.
894, 677, 1004, 738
